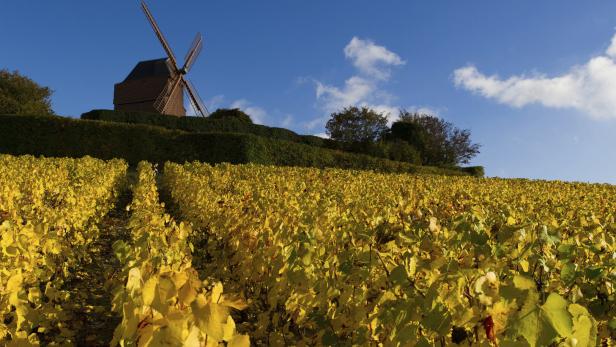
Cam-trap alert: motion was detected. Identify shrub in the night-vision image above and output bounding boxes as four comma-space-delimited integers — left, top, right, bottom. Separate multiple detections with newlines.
460, 166, 485, 177
385, 140, 421, 165
208, 108, 252, 123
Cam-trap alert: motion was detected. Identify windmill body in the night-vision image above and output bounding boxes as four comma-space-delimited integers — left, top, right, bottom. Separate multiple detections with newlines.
114, 58, 185, 116
113, 1, 208, 117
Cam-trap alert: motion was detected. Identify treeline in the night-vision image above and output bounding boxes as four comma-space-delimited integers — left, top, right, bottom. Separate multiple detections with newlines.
324, 106, 480, 167
84, 106, 481, 169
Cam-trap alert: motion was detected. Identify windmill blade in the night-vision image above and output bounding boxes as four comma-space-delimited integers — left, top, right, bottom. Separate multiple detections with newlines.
141, 1, 179, 70
184, 87, 200, 117
154, 75, 183, 114
183, 78, 209, 117
182, 33, 203, 73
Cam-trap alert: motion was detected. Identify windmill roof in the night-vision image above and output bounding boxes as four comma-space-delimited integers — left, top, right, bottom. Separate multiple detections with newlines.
123, 58, 174, 81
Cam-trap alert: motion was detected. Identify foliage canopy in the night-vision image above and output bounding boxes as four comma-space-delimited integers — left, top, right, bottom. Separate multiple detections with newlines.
0, 69, 54, 116
390, 110, 481, 165
325, 106, 389, 143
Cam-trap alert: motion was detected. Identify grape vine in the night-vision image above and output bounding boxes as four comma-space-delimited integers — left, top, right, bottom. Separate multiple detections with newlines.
163, 162, 615, 346
0, 155, 127, 345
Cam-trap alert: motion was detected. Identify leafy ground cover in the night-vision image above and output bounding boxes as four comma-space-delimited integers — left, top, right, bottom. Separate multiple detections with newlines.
163, 162, 615, 346
0, 154, 613, 346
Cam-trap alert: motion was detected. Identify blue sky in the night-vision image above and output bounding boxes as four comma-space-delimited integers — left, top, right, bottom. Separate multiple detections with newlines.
2, 1, 616, 183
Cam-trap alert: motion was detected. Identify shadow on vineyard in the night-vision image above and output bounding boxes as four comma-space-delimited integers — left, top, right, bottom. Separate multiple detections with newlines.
60, 176, 134, 345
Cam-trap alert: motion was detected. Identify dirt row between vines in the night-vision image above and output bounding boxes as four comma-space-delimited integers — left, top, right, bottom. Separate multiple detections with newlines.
59, 172, 134, 346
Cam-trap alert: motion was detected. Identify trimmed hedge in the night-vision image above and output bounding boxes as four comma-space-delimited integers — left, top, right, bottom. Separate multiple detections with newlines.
81, 109, 326, 147
0, 114, 479, 176
209, 108, 253, 123
0, 114, 247, 164
246, 136, 469, 176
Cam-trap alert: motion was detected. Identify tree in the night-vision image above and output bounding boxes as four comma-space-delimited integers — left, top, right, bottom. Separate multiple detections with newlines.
390, 110, 480, 165
325, 106, 388, 143
0, 69, 54, 115
208, 108, 253, 123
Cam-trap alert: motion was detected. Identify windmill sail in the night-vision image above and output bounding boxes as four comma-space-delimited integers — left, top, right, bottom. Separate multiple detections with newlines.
140, 1, 179, 69
114, 1, 209, 117
184, 79, 209, 117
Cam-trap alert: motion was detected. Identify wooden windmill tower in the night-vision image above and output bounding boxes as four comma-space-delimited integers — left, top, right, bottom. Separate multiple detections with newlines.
113, 1, 208, 117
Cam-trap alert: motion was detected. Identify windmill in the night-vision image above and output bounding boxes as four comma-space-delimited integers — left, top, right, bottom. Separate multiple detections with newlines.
113, 1, 209, 117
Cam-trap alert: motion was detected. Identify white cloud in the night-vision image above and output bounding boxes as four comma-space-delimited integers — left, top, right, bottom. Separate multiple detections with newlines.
313, 132, 329, 139
344, 37, 405, 80
313, 78, 401, 125
607, 34, 616, 58
185, 94, 225, 116
231, 99, 267, 124
203, 96, 273, 125
307, 37, 441, 130
304, 116, 329, 130
315, 76, 374, 113
370, 104, 400, 124
206, 94, 225, 110
454, 33, 616, 119
280, 114, 293, 127
310, 38, 404, 127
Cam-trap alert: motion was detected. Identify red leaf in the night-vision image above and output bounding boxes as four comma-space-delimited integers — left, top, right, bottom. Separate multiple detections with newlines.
483, 316, 496, 343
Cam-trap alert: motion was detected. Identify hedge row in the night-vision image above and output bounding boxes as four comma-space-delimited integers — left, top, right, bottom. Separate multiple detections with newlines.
81, 109, 326, 147
0, 114, 246, 164
0, 114, 480, 176
80, 109, 486, 171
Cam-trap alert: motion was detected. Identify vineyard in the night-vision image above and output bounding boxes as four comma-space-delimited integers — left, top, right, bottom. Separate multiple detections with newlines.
162, 162, 616, 346
0, 155, 127, 345
0, 154, 614, 346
